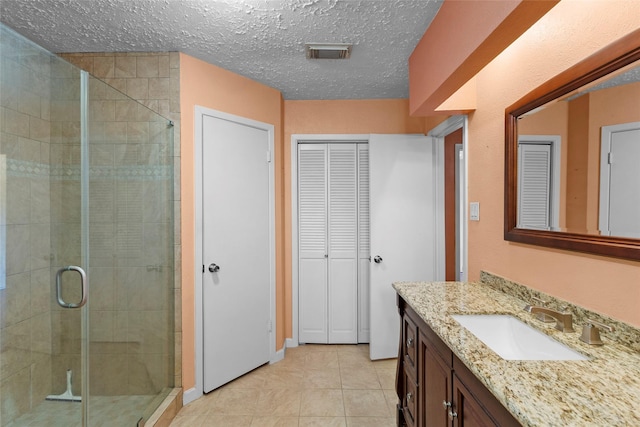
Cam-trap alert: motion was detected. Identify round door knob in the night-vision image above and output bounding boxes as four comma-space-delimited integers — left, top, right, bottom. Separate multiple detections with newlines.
373, 255, 383, 264
208, 263, 220, 273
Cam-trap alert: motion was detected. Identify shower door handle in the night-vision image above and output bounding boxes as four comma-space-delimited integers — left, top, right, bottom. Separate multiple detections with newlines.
55, 266, 88, 308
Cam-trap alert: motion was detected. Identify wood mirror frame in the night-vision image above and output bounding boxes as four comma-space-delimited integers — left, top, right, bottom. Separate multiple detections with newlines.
505, 28, 640, 260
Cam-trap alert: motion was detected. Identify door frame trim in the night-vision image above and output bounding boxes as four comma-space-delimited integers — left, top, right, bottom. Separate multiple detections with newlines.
428, 115, 468, 281
290, 134, 369, 348
190, 106, 276, 403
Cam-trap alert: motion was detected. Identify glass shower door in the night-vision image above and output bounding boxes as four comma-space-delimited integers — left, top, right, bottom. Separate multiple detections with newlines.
2, 24, 174, 426
47, 67, 91, 425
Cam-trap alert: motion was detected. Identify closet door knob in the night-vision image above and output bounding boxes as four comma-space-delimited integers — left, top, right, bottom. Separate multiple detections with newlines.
208, 263, 220, 273
373, 255, 383, 263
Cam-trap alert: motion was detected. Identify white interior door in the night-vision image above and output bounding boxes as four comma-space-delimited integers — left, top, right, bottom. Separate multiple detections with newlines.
369, 134, 436, 360
202, 113, 272, 392
600, 122, 640, 237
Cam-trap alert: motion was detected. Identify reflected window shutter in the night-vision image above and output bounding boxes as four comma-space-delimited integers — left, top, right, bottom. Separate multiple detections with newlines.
298, 145, 327, 257
518, 143, 551, 230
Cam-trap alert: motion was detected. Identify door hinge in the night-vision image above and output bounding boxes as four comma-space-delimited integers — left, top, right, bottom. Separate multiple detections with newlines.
608, 152, 613, 164
268, 320, 273, 332
267, 151, 272, 163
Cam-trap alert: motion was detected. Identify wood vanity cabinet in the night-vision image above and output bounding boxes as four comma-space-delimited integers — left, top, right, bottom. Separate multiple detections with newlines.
396, 296, 520, 427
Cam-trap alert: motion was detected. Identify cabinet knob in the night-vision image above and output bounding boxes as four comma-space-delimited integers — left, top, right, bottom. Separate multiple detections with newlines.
442, 400, 451, 410
406, 392, 413, 402
406, 337, 414, 348
448, 410, 458, 420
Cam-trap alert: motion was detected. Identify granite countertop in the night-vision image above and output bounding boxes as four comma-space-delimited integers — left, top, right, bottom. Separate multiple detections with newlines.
393, 281, 640, 427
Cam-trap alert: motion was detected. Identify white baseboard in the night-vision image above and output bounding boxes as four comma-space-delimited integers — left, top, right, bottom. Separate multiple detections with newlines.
270, 346, 285, 364
285, 338, 298, 348
182, 387, 201, 406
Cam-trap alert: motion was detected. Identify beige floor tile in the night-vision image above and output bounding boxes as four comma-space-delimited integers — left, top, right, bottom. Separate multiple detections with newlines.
250, 416, 300, 426
300, 389, 345, 417
346, 416, 396, 427
224, 366, 269, 389
263, 367, 305, 389
306, 351, 339, 370
337, 351, 371, 369
170, 345, 400, 426
340, 367, 381, 390
299, 416, 347, 427
342, 389, 389, 417
169, 414, 207, 426
303, 368, 341, 389
256, 389, 302, 416
382, 389, 399, 417
198, 414, 253, 426
336, 345, 367, 355
376, 368, 397, 390
372, 358, 397, 371
209, 388, 260, 415
302, 344, 339, 353
171, 392, 216, 416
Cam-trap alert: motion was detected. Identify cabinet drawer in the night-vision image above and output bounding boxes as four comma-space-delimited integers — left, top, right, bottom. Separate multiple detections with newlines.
402, 371, 419, 427
403, 313, 418, 376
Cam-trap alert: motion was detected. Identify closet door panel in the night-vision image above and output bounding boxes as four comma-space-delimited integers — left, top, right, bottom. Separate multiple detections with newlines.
299, 258, 328, 343
328, 258, 358, 343
298, 144, 328, 343
328, 144, 358, 343
357, 145, 370, 342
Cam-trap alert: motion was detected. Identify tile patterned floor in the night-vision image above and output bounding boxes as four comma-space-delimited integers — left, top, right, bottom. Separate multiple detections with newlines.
170, 344, 398, 427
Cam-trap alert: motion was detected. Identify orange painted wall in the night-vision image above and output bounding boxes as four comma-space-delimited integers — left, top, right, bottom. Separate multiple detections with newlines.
465, 1, 640, 325
179, 53, 284, 391
283, 99, 427, 337
409, 0, 558, 116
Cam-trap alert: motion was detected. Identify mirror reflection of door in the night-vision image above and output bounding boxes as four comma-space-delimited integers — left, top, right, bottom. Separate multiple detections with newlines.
599, 122, 640, 238
517, 135, 561, 231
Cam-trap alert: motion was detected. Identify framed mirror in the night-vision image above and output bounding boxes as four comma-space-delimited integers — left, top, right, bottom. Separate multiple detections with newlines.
505, 29, 640, 260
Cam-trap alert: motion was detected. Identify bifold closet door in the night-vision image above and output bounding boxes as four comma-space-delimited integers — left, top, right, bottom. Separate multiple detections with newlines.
327, 144, 358, 343
298, 143, 360, 344
298, 144, 328, 343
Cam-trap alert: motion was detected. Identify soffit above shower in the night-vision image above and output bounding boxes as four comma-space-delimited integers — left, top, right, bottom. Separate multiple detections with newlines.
0, 0, 443, 100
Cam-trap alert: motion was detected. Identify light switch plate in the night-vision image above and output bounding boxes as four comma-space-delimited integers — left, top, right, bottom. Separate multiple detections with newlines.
470, 202, 480, 221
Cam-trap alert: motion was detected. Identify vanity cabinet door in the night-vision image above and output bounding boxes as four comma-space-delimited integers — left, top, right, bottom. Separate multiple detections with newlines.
421, 331, 452, 426
452, 358, 520, 427
452, 373, 496, 427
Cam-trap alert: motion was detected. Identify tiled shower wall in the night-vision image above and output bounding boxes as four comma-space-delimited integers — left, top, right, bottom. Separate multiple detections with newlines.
0, 32, 55, 423
58, 52, 182, 391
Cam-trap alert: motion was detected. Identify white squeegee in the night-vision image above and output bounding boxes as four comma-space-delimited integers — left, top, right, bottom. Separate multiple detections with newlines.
46, 369, 81, 402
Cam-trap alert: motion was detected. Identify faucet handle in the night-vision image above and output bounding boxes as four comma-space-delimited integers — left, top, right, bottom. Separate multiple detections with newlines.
531, 297, 555, 323
580, 318, 615, 345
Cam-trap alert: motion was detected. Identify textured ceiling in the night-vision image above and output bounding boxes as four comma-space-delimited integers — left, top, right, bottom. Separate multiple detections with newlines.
0, 0, 444, 100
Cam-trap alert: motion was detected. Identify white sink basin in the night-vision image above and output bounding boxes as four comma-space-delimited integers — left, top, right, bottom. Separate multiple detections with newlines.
451, 314, 588, 361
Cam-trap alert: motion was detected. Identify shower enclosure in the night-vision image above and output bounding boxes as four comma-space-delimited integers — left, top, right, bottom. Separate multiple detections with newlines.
1, 25, 175, 426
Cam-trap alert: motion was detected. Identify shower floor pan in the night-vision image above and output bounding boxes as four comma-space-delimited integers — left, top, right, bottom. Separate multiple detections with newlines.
7, 395, 156, 427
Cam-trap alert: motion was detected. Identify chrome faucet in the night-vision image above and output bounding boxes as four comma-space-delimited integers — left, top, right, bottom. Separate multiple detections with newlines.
524, 305, 574, 332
